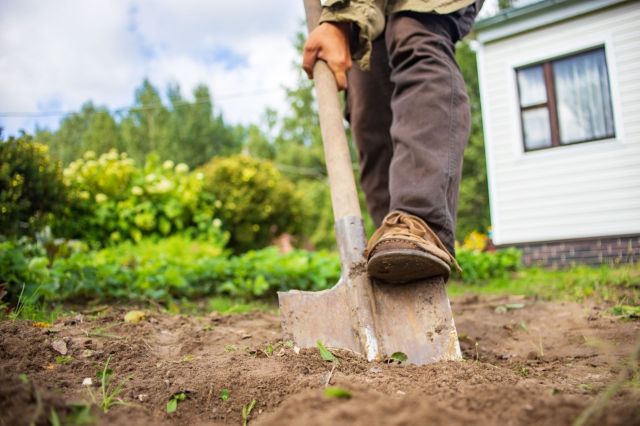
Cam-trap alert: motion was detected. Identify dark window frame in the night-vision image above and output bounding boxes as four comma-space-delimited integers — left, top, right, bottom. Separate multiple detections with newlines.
516, 46, 616, 153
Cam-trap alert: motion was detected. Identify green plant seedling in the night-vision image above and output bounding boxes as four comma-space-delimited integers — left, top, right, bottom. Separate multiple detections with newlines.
386, 352, 408, 364
242, 399, 256, 426
55, 355, 73, 365
324, 387, 352, 399
86, 355, 130, 413
224, 344, 237, 352
220, 388, 230, 401
166, 392, 188, 413
19, 373, 29, 384
265, 343, 274, 357
316, 340, 339, 364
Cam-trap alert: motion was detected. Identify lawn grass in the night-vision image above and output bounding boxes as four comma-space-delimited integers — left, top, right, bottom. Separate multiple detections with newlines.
449, 263, 640, 308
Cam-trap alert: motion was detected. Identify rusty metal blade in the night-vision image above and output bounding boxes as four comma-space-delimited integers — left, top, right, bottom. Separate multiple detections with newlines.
278, 275, 461, 364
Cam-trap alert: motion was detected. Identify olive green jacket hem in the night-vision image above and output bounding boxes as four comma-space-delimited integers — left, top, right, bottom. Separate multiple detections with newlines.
319, 0, 475, 69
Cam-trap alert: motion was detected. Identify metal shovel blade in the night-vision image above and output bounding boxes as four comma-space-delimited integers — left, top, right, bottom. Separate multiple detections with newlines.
278, 217, 462, 365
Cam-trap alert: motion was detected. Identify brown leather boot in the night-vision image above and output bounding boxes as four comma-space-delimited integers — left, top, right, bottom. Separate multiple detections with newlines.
366, 211, 460, 283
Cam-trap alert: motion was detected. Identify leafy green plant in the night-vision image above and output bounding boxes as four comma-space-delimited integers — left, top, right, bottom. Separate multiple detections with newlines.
387, 352, 408, 364
0, 238, 49, 305
317, 340, 339, 364
199, 155, 304, 252
30, 236, 339, 303
55, 355, 73, 365
0, 134, 67, 237
242, 399, 256, 426
166, 392, 188, 413
219, 389, 230, 401
453, 247, 521, 282
324, 387, 352, 399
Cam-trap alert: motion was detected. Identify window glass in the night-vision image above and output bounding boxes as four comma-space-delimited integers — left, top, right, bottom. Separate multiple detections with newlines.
522, 107, 552, 150
553, 49, 615, 144
517, 66, 547, 107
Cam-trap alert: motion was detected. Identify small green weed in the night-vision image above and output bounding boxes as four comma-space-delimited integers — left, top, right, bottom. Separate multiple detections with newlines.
166, 392, 188, 413
85, 356, 131, 413
386, 352, 408, 364
324, 387, 352, 399
316, 340, 339, 364
219, 388, 230, 401
55, 355, 73, 365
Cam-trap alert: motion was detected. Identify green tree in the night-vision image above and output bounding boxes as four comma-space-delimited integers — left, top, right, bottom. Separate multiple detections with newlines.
164, 83, 240, 167
119, 79, 171, 163
456, 41, 490, 238
37, 102, 121, 164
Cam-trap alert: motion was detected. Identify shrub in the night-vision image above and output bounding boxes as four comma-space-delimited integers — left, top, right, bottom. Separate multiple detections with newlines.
199, 155, 305, 252
0, 135, 67, 236
56, 150, 220, 245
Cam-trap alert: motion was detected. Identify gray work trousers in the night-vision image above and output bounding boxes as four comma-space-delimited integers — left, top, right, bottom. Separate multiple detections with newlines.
346, 5, 480, 254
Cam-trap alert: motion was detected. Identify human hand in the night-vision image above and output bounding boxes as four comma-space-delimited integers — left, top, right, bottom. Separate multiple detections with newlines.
302, 22, 352, 90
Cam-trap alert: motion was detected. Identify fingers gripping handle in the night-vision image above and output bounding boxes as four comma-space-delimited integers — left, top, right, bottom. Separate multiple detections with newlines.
303, 0, 362, 221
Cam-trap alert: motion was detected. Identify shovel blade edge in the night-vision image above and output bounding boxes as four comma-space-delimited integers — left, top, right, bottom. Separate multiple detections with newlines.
278, 278, 362, 355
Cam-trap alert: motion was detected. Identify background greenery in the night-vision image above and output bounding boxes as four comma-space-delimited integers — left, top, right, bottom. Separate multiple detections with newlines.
3, 29, 606, 316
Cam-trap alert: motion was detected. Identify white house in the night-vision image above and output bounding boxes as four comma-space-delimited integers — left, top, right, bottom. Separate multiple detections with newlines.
474, 0, 640, 266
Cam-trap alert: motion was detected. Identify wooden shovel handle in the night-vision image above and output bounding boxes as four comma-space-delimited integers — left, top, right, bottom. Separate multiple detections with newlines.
303, 0, 362, 220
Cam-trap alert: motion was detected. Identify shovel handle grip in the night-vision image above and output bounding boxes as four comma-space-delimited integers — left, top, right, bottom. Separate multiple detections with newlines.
303, 0, 362, 221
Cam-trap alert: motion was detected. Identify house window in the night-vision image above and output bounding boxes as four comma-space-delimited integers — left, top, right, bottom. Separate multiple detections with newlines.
516, 47, 615, 151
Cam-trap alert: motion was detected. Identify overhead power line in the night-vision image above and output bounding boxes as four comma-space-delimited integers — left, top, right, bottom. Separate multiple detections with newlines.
0, 88, 281, 118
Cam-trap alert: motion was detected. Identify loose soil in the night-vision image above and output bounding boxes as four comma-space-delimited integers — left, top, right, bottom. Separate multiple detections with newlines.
1, 295, 639, 426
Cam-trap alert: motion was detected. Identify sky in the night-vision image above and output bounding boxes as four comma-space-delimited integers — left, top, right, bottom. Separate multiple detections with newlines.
0, 0, 500, 137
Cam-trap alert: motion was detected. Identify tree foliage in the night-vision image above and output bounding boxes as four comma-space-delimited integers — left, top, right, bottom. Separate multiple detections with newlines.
456, 41, 491, 237
35, 79, 241, 168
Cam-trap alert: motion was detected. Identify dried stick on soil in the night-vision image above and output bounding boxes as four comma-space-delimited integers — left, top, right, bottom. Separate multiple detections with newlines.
325, 363, 336, 387
572, 339, 640, 426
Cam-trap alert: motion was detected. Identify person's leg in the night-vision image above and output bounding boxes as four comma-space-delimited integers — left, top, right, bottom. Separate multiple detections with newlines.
384, 11, 472, 255
346, 36, 394, 227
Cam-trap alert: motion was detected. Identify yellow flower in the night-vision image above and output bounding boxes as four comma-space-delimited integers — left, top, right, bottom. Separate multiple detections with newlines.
163, 160, 175, 170
95, 193, 108, 203
175, 163, 189, 173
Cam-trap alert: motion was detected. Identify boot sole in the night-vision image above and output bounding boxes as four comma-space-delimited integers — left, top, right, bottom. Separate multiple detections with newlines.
367, 248, 451, 284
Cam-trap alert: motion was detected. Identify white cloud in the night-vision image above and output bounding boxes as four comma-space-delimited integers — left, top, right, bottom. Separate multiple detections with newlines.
0, 0, 305, 136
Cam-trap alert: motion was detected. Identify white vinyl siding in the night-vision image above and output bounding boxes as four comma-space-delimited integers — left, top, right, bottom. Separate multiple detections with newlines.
477, 1, 640, 245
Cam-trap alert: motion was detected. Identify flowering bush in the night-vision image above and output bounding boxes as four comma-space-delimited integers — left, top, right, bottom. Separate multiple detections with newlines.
56, 150, 222, 245
199, 155, 305, 252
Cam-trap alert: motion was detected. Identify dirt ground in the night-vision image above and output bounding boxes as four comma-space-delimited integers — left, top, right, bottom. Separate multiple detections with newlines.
1, 294, 639, 426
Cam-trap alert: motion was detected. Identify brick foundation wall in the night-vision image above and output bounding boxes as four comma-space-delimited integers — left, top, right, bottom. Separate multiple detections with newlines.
500, 234, 640, 268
